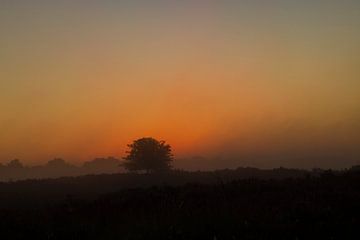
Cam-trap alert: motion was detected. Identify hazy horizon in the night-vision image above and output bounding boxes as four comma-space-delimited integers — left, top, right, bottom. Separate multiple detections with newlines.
1, 1, 360, 169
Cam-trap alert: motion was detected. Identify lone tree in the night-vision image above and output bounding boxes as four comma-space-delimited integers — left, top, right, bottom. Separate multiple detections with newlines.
122, 137, 173, 173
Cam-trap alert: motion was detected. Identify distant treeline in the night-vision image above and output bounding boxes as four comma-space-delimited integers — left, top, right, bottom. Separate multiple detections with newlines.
1, 157, 360, 183
0, 157, 122, 181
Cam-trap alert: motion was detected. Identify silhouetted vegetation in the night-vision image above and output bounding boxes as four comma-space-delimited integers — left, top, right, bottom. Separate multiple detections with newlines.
0, 138, 358, 239
0, 167, 359, 239
0, 157, 122, 181
0, 138, 175, 181
122, 137, 173, 173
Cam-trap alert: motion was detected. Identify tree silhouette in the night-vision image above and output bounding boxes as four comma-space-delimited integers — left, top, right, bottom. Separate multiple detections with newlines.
122, 137, 173, 173
7, 159, 23, 168
46, 158, 69, 168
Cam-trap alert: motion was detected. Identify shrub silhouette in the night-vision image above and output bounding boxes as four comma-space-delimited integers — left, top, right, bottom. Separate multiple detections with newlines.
122, 137, 173, 173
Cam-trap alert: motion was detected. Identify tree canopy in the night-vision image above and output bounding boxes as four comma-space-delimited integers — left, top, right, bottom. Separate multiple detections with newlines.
122, 137, 173, 173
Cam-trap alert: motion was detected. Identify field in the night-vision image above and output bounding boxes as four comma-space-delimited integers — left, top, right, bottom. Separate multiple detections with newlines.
0, 169, 359, 239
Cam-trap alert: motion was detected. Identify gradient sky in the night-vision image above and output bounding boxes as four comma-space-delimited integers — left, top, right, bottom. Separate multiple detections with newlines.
1, 0, 360, 169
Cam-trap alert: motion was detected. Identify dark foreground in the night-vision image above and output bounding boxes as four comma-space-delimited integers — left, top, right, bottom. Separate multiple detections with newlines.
1, 170, 360, 239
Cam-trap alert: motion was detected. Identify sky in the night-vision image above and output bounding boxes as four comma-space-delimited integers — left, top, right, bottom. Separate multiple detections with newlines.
1, 0, 360, 169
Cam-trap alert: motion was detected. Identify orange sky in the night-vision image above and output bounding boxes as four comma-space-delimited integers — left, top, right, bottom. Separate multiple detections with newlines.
1, 1, 360, 168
